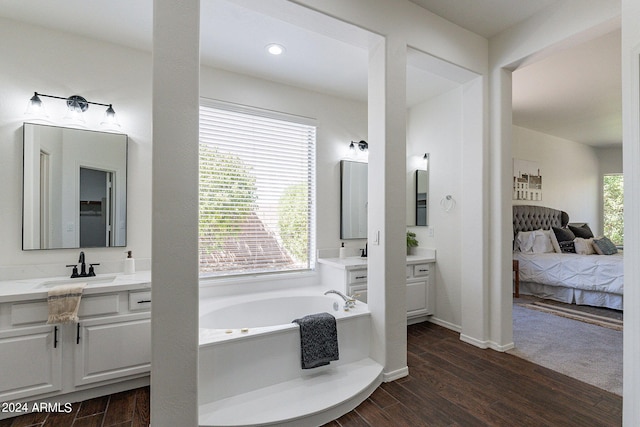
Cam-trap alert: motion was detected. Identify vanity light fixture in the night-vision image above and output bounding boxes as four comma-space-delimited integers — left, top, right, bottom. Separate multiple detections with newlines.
349, 140, 368, 153
26, 92, 119, 128
265, 43, 286, 55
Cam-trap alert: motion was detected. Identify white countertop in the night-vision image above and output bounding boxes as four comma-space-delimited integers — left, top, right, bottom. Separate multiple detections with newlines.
317, 253, 435, 270
0, 270, 151, 303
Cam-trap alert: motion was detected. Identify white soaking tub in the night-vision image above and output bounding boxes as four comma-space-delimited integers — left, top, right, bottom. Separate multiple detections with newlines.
198, 289, 382, 427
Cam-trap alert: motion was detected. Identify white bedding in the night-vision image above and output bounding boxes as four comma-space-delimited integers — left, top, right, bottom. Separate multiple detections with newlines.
514, 251, 624, 296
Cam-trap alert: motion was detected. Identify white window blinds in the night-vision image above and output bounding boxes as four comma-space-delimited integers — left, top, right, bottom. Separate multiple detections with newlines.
199, 100, 316, 277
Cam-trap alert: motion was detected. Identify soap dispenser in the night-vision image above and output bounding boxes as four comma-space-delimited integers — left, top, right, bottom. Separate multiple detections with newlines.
124, 250, 136, 274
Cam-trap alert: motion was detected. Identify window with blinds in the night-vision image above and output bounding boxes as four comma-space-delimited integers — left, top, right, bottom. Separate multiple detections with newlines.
199, 100, 316, 277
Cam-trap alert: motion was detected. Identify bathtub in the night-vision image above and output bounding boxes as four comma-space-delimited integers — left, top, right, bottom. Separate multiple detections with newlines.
198, 289, 382, 427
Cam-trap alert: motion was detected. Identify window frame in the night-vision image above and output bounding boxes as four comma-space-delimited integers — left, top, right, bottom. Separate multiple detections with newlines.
198, 98, 317, 279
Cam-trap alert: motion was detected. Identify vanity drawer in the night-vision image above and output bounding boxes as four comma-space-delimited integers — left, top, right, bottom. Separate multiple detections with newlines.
347, 269, 368, 284
412, 264, 431, 277
129, 291, 151, 311
11, 294, 120, 326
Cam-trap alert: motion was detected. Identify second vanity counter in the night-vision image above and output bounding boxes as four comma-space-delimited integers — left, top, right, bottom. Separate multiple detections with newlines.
0, 270, 151, 303
317, 248, 436, 322
317, 253, 435, 270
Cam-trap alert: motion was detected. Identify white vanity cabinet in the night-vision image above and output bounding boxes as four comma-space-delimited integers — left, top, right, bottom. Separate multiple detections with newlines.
0, 324, 62, 402
347, 268, 368, 303
74, 312, 151, 387
0, 285, 151, 405
318, 254, 435, 321
406, 263, 435, 321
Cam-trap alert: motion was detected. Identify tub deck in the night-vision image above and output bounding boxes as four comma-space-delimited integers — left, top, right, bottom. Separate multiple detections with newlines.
198, 291, 379, 426
199, 358, 382, 427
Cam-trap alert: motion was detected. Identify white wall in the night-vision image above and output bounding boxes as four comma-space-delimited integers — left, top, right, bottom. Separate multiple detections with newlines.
0, 17, 368, 286
407, 87, 463, 329
597, 146, 623, 175
622, 1, 640, 423
512, 125, 600, 230
0, 17, 152, 279
199, 67, 368, 255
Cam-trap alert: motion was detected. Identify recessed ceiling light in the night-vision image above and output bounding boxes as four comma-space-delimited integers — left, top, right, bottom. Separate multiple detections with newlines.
266, 43, 285, 56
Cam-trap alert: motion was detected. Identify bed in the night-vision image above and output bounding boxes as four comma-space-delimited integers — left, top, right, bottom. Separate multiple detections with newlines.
512, 205, 623, 310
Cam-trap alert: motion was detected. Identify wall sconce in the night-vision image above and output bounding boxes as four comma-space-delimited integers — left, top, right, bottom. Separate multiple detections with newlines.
26, 92, 119, 128
423, 153, 429, 170
349, 140, 368, 153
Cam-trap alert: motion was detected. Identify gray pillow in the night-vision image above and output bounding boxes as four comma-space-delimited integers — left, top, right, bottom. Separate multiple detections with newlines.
552, 226, 575, 243
569, 224, 594, 239
593, 237, 618, 255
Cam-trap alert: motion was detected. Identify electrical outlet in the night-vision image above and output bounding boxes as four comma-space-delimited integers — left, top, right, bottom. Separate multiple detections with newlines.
428, 227, 434, 237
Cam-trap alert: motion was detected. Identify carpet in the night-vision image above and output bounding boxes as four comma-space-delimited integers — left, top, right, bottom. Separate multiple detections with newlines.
519, 301, 623, 331
509, 303, 622, 395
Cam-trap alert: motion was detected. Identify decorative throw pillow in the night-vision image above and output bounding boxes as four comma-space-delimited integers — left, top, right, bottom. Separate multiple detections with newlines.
593, 236, 618, 255
558, 241, 577, 253
549, 229, 562, 253
552, 227, 575, 252
569, 224, 594, 239
574, 237, 595, 255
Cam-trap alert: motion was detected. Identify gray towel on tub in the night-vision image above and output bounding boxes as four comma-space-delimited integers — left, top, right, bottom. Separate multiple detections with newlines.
292, 312, 339, 369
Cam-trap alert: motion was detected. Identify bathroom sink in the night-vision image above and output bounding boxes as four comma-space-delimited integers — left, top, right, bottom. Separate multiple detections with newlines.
37, 275, 117, 288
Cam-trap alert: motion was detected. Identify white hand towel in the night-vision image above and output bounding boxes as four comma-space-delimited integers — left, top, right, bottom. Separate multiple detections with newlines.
47, 283, 87, 324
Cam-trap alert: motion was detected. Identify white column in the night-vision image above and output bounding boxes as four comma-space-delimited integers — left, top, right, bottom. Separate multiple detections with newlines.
367, 36, 408, 380
151, 1, 200, 426
622, 0, 640, 424
460, 75, 498, 348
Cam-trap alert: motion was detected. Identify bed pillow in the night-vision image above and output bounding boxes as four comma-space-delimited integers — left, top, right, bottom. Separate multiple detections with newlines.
552, 227, 576, 253
515, 229, 554, 253
592, 236, 618, 255
531, 229, 554, 253
574, 237, 596, 255
559, 241, 577, 253
514, 230, 536, 252
569, 224, 594, 239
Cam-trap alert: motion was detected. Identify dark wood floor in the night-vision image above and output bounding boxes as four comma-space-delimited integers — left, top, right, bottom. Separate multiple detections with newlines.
0, 387, 149, 427
2, 322, 621, 427
326, 322, 622, 427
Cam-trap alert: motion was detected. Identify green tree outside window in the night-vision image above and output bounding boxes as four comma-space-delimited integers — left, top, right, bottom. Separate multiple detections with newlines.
603, 174, 623, 246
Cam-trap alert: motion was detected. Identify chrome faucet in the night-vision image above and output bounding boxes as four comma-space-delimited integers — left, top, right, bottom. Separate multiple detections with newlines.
324, 290, 357, 309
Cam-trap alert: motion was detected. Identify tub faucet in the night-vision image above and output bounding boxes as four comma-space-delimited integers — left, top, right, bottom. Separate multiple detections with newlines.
324, 290, 357, 309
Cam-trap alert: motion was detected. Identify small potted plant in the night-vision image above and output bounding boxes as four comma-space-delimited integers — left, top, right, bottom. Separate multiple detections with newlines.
406, 231, 419, 255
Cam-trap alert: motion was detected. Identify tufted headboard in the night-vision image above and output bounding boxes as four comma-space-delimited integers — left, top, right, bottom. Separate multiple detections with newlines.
513, 205, 569, 237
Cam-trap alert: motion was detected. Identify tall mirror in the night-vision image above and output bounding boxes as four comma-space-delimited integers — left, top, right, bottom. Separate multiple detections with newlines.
415, 170, 429, 225
415, 154, 429, 226
340, 160, 367, 239
23, 123, 128, 250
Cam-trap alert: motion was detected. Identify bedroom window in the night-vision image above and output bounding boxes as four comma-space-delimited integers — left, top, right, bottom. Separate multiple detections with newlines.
198, 99, 316, 277
603, 174, 623, 246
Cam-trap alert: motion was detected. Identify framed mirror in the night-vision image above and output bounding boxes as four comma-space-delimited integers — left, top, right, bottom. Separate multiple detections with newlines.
23, 123, 128, 250
415, 167, 429, 226
340, 160, 367, 239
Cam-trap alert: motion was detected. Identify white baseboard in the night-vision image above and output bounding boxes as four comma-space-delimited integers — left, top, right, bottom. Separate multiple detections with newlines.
383, 366, 409, 382
428, 316, 461, 333
460, 333, 514, 352
460, 333, 490, 349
